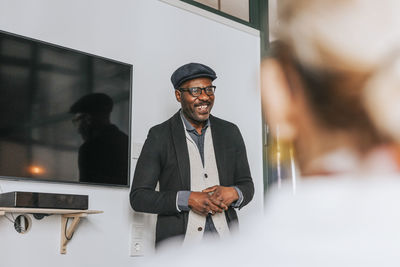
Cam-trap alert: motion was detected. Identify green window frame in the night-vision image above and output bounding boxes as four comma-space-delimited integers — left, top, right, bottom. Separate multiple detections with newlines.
180, 0, 265, 30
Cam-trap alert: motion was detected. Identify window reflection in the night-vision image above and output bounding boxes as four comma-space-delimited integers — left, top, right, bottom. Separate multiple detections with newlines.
0, 31, 131, 186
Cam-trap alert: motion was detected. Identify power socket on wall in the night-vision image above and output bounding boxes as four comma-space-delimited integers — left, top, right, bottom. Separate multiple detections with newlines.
130, 224, 145, 256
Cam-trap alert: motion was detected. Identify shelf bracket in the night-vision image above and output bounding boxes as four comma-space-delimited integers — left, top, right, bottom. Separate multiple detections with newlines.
60, 213, 87, 254
0, 208, 102, 254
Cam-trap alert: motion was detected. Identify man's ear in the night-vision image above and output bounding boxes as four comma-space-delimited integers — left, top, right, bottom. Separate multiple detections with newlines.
261, 59, 297, 141
175, 89, 182, 102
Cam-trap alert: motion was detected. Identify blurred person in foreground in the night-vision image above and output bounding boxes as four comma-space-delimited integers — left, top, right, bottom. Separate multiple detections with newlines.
142, 0, 400, 265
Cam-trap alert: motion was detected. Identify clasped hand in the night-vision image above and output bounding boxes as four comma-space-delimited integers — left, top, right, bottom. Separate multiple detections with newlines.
188, 185, 239, 216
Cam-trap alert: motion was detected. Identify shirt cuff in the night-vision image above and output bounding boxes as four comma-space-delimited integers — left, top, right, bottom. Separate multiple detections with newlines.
231, 186, 244, 208
176, 190, 191, 212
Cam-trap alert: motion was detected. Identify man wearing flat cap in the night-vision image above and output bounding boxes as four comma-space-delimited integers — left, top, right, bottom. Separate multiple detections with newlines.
70, 93, 129, 185
130, 63, 254, 246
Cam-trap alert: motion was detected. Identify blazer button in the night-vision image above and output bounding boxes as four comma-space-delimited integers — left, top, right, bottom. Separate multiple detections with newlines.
197, 227, 203, 231
204, 173, 208, 178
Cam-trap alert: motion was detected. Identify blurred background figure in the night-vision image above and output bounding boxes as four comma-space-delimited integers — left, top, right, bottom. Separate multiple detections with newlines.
70, 93, 129, 185
142, 0, 400, 266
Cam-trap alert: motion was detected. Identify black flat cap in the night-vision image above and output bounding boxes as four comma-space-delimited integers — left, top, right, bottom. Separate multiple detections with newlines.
69, 93, 113, 114
171, 63, 217, 89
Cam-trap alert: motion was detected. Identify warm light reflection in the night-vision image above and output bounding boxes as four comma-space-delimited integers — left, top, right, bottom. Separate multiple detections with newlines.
28, 165, 45, 175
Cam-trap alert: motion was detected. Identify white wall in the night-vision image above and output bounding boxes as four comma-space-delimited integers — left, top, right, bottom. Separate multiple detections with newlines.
0, 0, 262, 266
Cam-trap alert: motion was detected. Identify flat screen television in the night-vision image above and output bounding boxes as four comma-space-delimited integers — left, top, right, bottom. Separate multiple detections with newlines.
0, 30, 132, 187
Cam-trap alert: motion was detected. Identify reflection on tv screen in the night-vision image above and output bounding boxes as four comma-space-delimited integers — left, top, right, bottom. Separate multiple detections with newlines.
0, 30, 132, 186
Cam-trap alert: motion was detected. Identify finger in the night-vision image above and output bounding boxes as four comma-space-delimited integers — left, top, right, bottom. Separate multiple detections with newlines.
208, 193, 222, 203
207, 195, 219, 204
219, 200, 228, 210
202, 186, 218, 193
207, 201, 223, 213
202, 200, 215, 214
208, 198, 225, 210
200, 206, 209, 216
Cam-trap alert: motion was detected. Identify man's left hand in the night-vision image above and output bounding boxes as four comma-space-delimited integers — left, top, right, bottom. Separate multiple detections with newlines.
202, 185, 239, 210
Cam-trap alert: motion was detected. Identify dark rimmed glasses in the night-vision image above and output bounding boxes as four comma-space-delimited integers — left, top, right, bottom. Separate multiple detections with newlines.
178, 85, 216, 97
71, 113, 90, 127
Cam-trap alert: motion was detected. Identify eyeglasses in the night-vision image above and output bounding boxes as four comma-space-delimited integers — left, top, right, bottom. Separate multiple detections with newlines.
71, 113, 89, 126
178, 85, 216, 97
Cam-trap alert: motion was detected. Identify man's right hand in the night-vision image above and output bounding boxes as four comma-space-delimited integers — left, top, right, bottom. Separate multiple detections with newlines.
188, 192, 223, 216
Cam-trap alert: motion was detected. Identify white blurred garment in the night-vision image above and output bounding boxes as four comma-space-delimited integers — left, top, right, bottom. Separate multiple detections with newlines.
144, 148, 400, 266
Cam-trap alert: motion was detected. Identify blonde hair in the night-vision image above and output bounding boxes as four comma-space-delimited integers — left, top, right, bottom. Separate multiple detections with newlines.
273, 0, 400, 144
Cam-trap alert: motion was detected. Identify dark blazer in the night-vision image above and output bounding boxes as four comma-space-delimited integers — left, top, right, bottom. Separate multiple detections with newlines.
130, 111, 254, 244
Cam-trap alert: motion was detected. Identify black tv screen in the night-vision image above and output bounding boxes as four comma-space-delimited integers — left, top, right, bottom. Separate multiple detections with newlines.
0, 30, 132, 186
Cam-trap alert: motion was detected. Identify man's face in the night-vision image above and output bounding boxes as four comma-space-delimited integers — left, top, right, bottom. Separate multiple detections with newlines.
72, 113, 92, 141
175, 77, 215, 125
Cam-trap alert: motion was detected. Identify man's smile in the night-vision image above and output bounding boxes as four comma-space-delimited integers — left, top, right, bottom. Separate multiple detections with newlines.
194, 102, 211, 114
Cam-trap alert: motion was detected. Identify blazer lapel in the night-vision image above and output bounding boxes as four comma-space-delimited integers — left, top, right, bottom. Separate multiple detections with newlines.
170, 111, 191, 190
209, 115, 227, 185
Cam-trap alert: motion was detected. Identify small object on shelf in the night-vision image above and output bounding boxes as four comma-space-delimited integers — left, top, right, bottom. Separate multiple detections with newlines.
0, 191, 88, 210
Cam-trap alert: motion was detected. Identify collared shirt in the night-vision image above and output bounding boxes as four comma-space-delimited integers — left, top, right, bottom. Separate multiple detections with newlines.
176, 111, 244, 235
180, 110, 210, 167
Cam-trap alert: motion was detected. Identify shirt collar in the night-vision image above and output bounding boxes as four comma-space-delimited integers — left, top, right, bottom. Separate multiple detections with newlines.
180, 110, 210, 133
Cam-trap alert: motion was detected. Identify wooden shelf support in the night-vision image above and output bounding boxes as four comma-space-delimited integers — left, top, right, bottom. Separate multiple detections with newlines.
60, 213, 87, 254
0, 207, 102, 255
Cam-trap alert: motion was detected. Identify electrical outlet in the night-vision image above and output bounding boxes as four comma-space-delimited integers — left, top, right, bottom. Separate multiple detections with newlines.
131, 239, 144, 256
130, 224, 145, 256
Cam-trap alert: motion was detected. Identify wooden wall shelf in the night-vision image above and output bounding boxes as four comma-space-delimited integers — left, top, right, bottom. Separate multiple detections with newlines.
0, 207, 103, 254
